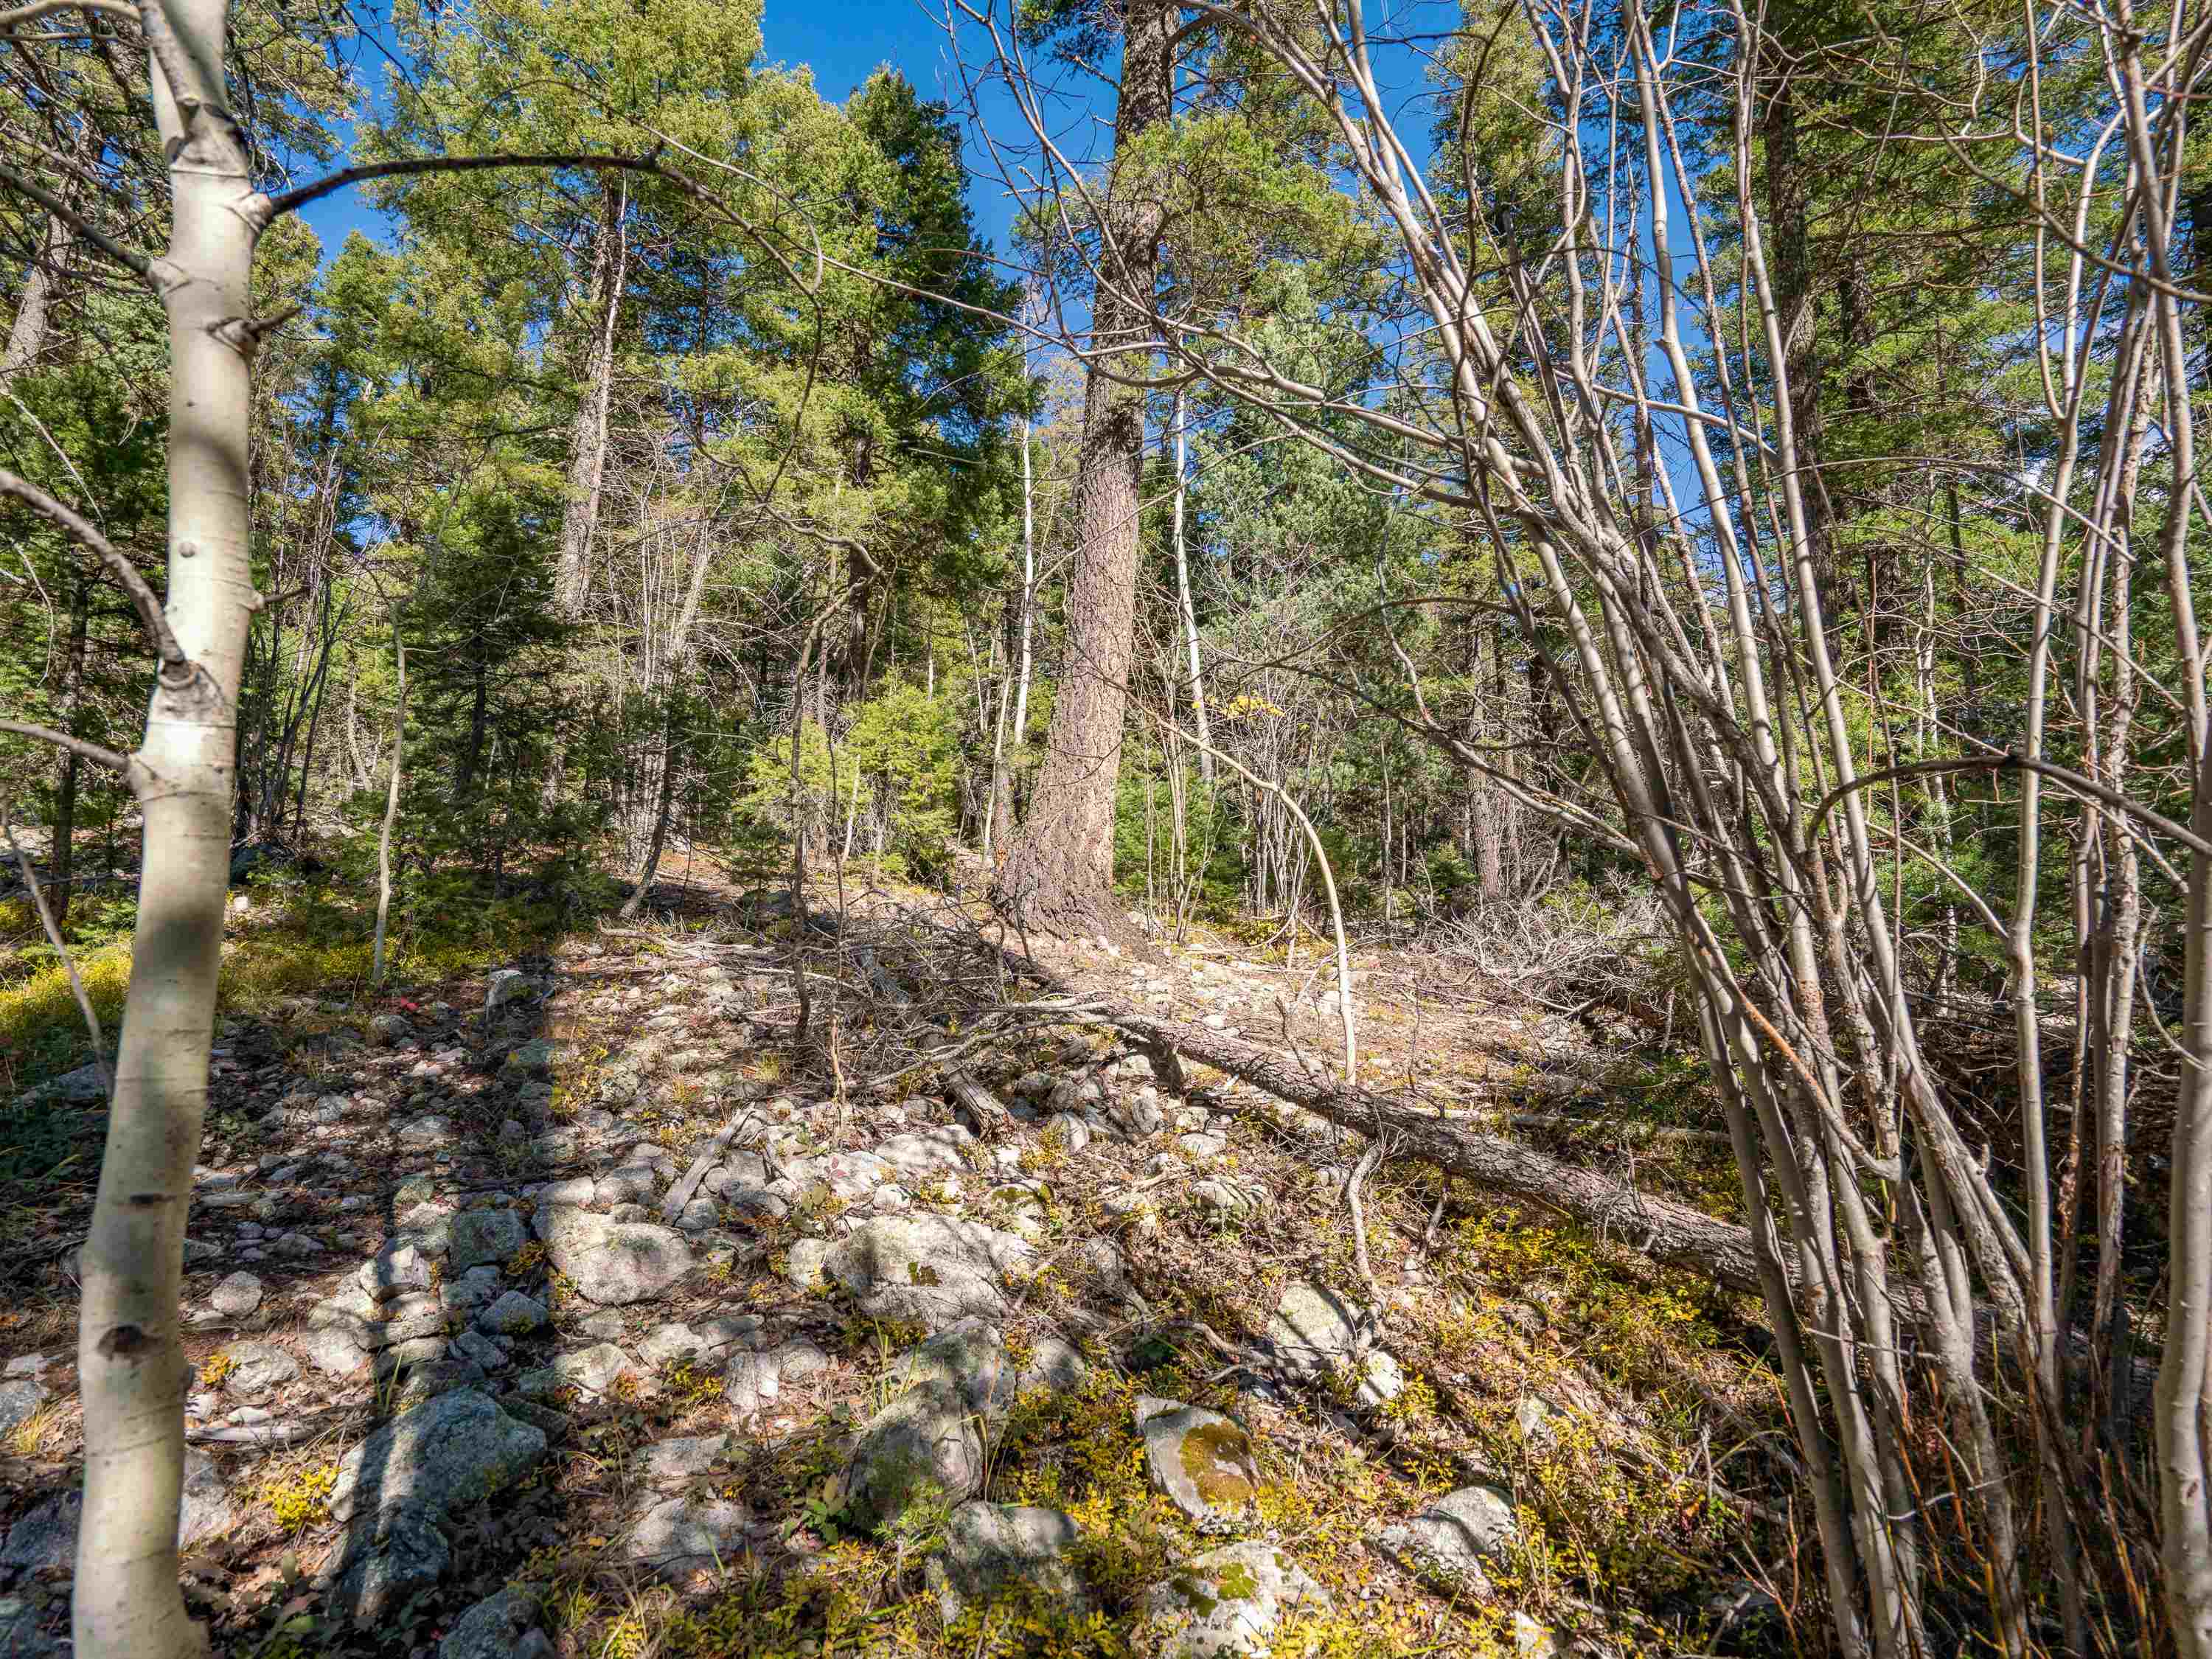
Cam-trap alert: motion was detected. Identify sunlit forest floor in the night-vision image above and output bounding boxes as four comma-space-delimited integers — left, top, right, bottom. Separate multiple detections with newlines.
0, 852, 1803, 1658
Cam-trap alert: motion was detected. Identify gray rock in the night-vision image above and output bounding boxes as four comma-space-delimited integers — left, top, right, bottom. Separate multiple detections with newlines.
788, 1147, 893, 1203
1515, 1394, 1561, 1443
640, 1314, 765, 1368
450, 1329, 507, 1371
1041, 1115, 1091, 1155
1138, 1541, 1331, 1658
397, 1114, 456, 1149
721, 1349, 785, 1418
504, 1038, 563, 1076
639, 1433, 731, 1489
0, 1450, 234, 1573
842, 1382, 988, 1534
327, 1388, 546, 1529
367, 1013, 412, 1047
535, 1177, 597, 1206
1267, 1281, 1369, 1382
773, 1337, 830, 1383
891, 1319, 1011, 1416
501, 1398, 573, 1441
0, 1379, 48, 1433
1015, 1336, 1091, 1398
618, 1141, 678, 1180
1105, 1090, 1166, 1139
395, 1204, 454, 1256
15, 1062, 107, 1106
532, 1206, 693, 1305
1177, 1133, 1228, 1161
927, 1502, 1093, 1622
622, 1493, 747, 1579
325, 1508, 449, 1620
361, 1242, 434, 1301
1136, 1397, 1260, 1530
820, 1214, 1034, 1329
594, 1165, 665, 1206
577, 1308, 627, 1341
442, 1265, 504, 1315
784, 1237, 834, 1291
448, 1208, 530, 1273
700, 1153, 771, 1200
550, 1343, 632, 1396
0, 1592, 58, 1658
313, 1280, 383, 1326
0, 1495, 74, 1573
374, 1336, 457, 1379
220, 1340, 299, 1402
1357, 1351, 1405, 1408
484, 968, 531, 1013
1190, 1178, 1266, 1219
373, 1292, 452, 1346
872, 1126, 977, 1186
1376, 1484, 1516, 1594
438, 1585, 552, 1659
303, 1324, 372, 1380
676, 1197, 719, 1233
210, 1270, 265, 1317
477, 1291, 550, 1338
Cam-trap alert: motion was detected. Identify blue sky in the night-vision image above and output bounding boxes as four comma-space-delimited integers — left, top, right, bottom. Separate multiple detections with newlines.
296, 1, 1034, 263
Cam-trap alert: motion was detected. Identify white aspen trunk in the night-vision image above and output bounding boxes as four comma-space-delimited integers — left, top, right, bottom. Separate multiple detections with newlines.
1012, 414, 1036, 743
74, 7, 257, 1653
555, 178, 627, 617
373, 630, 406, 983
1170, 387, 1211, 782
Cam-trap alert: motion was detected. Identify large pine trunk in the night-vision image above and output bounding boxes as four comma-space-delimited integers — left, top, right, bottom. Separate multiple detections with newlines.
996, 0, 1172, 938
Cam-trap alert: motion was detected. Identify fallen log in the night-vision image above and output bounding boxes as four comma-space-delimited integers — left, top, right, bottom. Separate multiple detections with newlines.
1096, 1000, 1772, 1297
950, 926, 1946, 1326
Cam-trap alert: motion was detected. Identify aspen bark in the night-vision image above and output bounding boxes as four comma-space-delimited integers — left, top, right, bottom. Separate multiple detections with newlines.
372, 630, 406, 984
1012, 413, 1037, 745
555, 178, 628, 616
74, 6, 257, 1653
1170, 386, 1211, 784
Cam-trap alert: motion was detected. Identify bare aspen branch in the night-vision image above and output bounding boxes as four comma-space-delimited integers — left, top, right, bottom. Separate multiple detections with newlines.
0, 467, 192, 682
1809, 755, 2212, 861
0, 164, 161, 289
0, 0, 134, 29
248, 149, 672, 226
0, 720, 131, 773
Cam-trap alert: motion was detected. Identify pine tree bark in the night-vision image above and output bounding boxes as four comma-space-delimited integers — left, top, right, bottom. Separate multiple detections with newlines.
996, 0, 1172, 937
0, 209, 63, 382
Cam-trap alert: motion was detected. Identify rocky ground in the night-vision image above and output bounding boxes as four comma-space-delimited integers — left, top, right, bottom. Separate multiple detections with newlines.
0, 883, 1792, 1658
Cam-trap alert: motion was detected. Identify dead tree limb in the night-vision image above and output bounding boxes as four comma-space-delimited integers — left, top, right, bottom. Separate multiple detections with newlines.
1105, 999, 1773, 1296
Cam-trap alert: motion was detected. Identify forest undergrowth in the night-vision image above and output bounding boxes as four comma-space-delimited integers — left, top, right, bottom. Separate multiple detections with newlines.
0, 848, 1814, 1658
